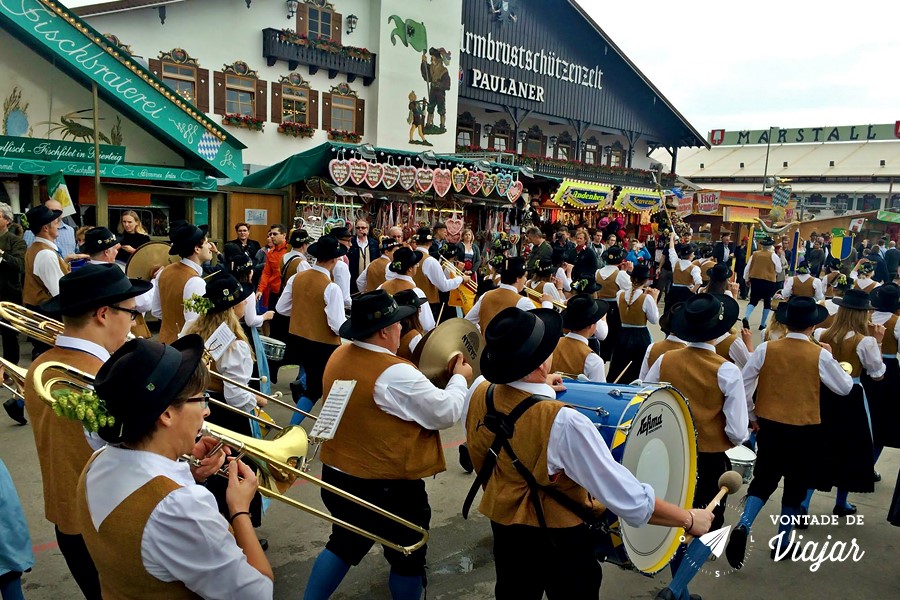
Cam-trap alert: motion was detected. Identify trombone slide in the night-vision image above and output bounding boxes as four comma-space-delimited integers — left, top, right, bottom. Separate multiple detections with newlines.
523, 286, 567, 310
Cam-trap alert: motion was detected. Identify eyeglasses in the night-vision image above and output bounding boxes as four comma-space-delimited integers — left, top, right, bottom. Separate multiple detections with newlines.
268, 231, 283, 237
109, 305, 141, 321
184, 393, 210, 409
356, 226, 368, 230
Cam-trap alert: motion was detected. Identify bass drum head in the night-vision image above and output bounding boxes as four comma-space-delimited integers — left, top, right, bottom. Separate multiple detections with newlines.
618, 385, 697, 575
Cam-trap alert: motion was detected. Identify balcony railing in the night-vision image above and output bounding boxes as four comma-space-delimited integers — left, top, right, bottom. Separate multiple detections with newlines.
262, 28, 376, 85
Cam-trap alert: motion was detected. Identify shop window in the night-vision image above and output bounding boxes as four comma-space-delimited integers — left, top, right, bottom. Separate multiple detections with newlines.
322, 83, 365, 135
296, 1, 342, 44
149, 48, 209, 113
213, 61, 267, 121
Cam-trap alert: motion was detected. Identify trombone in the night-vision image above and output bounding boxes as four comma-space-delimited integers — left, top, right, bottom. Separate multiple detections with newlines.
522, 285, 567, 311
439, 257, 478, 294
31, 361, 429, 556
0, 356, 27, 400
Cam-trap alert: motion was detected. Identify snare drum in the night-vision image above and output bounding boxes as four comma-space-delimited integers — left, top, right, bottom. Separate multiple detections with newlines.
259, 335, 286, 362
726, 444, 756, 484
557, 381, 697, 575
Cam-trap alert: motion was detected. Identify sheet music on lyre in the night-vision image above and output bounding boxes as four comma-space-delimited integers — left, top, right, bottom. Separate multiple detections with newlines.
309, 380, 356, 441
205, 322, 236, 362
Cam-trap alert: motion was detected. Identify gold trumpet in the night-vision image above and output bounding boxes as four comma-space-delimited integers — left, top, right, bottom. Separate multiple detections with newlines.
31, 361, 429, 556
522, 285, 567, 311
440, 258, 478, 294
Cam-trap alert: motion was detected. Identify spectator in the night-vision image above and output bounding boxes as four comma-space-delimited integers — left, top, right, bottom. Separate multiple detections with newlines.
228, 221, 262, 264
115, 210, 151, 264
774, 244, 788, 289
346, 218, 380, 294
884, 240, 900, 281
255, 224, 288, 309
867, 244, 890, 282
0, 202, 25, 369
805, 240, 826, 277
713, 232, 734, 266
0, 458, 34, 600
626, 239, 651, 265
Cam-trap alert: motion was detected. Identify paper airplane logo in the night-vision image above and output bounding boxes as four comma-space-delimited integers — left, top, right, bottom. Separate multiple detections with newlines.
699, 525, 732, 559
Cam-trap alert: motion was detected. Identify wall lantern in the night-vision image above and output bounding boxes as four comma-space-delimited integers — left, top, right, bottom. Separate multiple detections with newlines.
346, 14, 359, 34
483, 124, 494, 138
549, 135, 558, 148
517, 130, 527, 143
286, 1, 299, 19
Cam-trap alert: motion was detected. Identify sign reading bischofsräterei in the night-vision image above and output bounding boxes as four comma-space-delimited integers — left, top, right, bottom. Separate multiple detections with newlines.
0, 135, 125, 164
709, 123, 900, 146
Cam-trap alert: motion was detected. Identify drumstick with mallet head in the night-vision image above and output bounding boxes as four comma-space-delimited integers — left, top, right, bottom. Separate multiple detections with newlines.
683, 470, 744, 544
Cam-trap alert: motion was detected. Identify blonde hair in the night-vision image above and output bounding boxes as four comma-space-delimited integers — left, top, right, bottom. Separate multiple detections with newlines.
75, 225, 91, 244
821, 306, 868, 347
119, 210, 147, 235
765, 319, 788, 341
184, 308, 253, 359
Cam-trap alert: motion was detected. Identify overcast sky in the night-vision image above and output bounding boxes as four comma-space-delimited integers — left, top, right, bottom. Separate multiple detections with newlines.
65, 0, 900, 136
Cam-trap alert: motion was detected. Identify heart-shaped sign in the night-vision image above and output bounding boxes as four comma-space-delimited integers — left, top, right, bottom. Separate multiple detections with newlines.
508, 233, 520, 246
481, 173, 497, 197
433, 168, 452, 197
382, 164, 400, 189
451, 167, 469, 193
495, 173, 513, 197
365, 162, 384, 188
328, 159, 350, 186
415, 167, 434, 193
398, 165, 417, 191
507, 180, 524, 202
348, 159, 368, 186
445, 216, 464, 242
466, 170, 485, 196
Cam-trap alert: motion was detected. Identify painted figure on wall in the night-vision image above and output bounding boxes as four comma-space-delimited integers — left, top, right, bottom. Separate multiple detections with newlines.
407, 91, 430, 146
421, 47, 452, 134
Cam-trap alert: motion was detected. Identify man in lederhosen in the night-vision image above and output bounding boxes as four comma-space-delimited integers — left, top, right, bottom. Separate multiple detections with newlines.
409, 227, 463, 323
357, 236, 401, 293
742, 236, 781, 330
22, 204, 70, 358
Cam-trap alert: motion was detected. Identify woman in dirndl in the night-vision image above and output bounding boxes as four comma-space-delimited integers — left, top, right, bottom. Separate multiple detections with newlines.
393, 289, 428, 362
593, 245, 630, 361
808, 289, 886, 516
609, 264, 659, 383
863, 284, 900, 481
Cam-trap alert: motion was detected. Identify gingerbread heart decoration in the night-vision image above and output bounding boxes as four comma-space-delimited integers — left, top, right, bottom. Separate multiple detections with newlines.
328, 159, 350, 186
508, 233, 520, 246
466, 170, 485, 196
398, 165, 417, 190
495, 173, 513, 197
451, 167, 469, 193
481, 173, 497, 197
507, 180, 525, 202
433, 168, 452, 197
445, 216, 464, 243
415, 167, 435, 193
382, 164, 400, 189
348, 159, 368, 186
365, 162, 384, 188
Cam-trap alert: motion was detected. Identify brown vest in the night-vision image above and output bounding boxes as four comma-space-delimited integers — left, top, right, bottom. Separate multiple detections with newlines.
647, 337, 686, 370
289, 269, 341, 345
618, 291, 648, 326
748, 251, 776, 282
281, 255, 304, 288
320, 344, 445, 479
398, 329, 420, 362
882, 314, 899, 355
595, 270, 619, 299
158, 262, 197, 344
77, 463, 200, 599
698, 259, 716, 282
659, 347, 731, 452
673, 261, 695, 286
715, 333, 737, 363
479, 287, 524, 332
552, 336, 593, 378
412, 255, 440, 303
23, 242, 70, 306
364, 256, 389, 292
756, 338, 822, 425
822, 331, 864, 377
466, 381, 598, 527
791, 276, 816, 297
25, 346, 103, 534
854, 278, 876, 292
823, 272, 841, 297
381, 277, 415, 295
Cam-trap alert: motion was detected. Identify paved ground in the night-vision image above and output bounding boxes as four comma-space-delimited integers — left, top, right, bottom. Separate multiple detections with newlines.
2, 303, 900, 599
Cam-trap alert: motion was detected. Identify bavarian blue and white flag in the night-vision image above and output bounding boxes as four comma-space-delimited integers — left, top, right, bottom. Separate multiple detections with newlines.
197, 132, 222, 161
772, 185, 791, 207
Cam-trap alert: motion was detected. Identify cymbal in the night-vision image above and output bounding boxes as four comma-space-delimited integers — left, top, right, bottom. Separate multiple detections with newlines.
416, 318, 482, 387
126, 241, 177, 280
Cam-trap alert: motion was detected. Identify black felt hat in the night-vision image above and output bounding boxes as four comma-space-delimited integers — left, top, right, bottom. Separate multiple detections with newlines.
570, 274, 600, 295
498, 256, 526, 278
289, 229, 312, 248
760, 237, 775, 247
491, 233, 511, 252
380, 235, 401, 252
41, 263, 152, 316
532, 257, 554, 276
339, 290, 416, 340
561, 294, 608, 331
80, 227, 119, 255
833, 288, 873, 311
94, 335, 205, 444
227, 251, 253, 276
308, 236, 348, 261
330, 226, 352, 241
168, 220, 208, 255
605, 246, 625, 265
631, 264, 651, 280
415, 227, 433, 244
706, 263, 732, 282
389, 247, 424, 273
857, 261, 875, 275
775, 295, 829, 329
481, 307, 563, 384
870, 283, 900, 313
669, 293, 739, 342
25, 204, 62, 234
202, 274, 253, 313
392, 288, 427, 309
675, 242, 694, 259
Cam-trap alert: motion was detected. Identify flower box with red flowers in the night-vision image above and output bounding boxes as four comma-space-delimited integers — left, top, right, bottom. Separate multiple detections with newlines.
222, 113, 264, 131
278, 121, 315, 138
328, 129, 362, 143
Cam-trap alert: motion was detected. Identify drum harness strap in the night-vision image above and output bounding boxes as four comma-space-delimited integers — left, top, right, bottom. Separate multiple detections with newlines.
462, 384, 599, 537
280, 256, 301, 290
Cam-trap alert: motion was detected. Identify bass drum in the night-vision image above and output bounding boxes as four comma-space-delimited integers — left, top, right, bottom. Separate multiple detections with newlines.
556, 381, 697, 575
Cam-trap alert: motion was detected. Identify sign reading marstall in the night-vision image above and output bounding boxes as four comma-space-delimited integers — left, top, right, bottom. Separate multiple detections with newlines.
697, 191, 720, 214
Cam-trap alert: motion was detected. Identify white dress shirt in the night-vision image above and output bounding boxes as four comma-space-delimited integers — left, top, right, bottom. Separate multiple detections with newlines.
813, 329, 886, 379
872, 311, 900, 354
562, 333, 605, 382
668, 249, 702, 287
462, 376, 656, 528
742, 250, 782, 281
850, 274, 880, 292
377, 275, 436, 332
31, 237, 67, 298
241, 295, 264, 329
645, 343, 749, 447
597, 265, 632, 292
713, 332, 751, 369
464, 284, 542, 329
742, 332, 855, 420
353, 340, 467, 430
782, 274, 825, 301
555, 267, 571, 293
332, 259, 352, 308
84, 446, 272, 599
639, 334, 687, 380
421, 255, 464, 292
275, 265, 345, 334
281, 249, 304, 267
149, 259, 205, 322
56, 335, 110, 451
615, 289, 660, 325
179, 323, 257, 412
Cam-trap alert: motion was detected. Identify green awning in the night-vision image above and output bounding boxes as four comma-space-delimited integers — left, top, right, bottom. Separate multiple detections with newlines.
235, 143, 334, 189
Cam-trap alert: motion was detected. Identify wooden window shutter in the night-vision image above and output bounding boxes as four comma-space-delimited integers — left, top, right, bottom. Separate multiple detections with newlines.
540, 135, 548, 156
308, 90, 319, 128
322, 92, 332, 130
331, 11, 342, 45
213, 71, 226, 115
148, 58, 162, 78
295, 3, 309, 36
271, 82, 283, 123
355, 98, 365, 136
475, 124, 482, 144
255, 79, 267, 122
196, 68, 209, 113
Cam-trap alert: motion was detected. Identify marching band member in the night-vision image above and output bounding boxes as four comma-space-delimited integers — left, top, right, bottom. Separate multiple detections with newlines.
464, 307, 712, 599
358, 236, 401, 292
698, 262, 739, 297
304, 291, 471, 600
152, 221, 214, 344
665, 232, 701, 317
851, 260, 880, 292
228, 253, 274, 332
594, 246, 631, 361
692, 244, 717, 285
551, 246, 573, 296
527, 258, 563, 307
79, 336, 273, 599
24, 264, 151, 599
0, 457, 33, 600
609, 264, 659, 383
484, 234, 512, 285
282, 229, 312, 280
379, 247, 436, 332
822, 256, 844, 298
23, 204, 70, 356
639, 305, 688, 380
554, 294, 608, 382
465, 257, 549, 332
781, 260, 824, 300
743, 236, 782, 330
283, 236, 347, 424
329, 227, 354, 309
392, 289, 428, 361
868, 284, 900, 456
408, 228, 463, 322
727, 296, 853, 568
